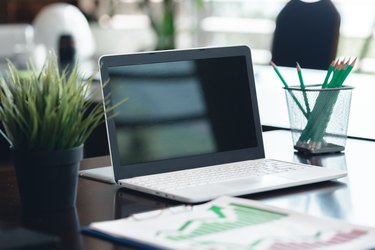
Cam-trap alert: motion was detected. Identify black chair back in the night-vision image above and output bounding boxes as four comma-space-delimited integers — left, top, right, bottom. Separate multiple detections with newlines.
271, 0, 340, 70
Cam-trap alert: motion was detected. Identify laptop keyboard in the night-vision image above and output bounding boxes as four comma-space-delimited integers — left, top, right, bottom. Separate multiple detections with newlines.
122, 159, 309, 192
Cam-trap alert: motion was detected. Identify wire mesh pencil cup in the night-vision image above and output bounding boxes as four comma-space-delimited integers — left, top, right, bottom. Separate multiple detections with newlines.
284, 85, 354, 154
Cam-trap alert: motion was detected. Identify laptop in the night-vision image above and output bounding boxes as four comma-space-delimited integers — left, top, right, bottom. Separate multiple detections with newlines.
79, 45, 346, 203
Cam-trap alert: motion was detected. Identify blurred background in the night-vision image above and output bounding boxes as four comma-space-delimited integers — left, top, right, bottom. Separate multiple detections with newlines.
1, 0, 375, 72
1, 0, 375, 160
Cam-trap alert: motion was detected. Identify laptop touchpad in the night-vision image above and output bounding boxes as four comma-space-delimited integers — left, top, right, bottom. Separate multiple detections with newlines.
219, 176, 291, 190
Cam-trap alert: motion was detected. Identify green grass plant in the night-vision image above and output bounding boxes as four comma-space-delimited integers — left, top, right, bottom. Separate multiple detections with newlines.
0, 53, 125, 150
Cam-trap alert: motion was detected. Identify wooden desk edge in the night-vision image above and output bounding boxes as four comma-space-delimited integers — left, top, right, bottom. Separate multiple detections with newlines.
80, 155, 111, 170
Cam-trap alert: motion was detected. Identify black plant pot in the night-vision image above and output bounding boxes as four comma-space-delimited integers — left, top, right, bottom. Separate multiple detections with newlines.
12, 145, 83, 213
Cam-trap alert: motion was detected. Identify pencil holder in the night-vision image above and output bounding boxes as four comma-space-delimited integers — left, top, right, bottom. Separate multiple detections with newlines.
284, 85, 354, 154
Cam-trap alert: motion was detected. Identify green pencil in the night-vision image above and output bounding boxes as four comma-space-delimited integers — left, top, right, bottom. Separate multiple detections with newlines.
322, 60, 336, 88
336, 57, 356, 87
271, 62, 308, 118
271, 62, 288, 88
296, 62, 310, 115
296, 62, 306, 88
327, 61, 344, 88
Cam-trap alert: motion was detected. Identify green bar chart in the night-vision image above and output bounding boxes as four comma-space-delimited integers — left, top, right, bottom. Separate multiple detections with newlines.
163, 203, 287, 241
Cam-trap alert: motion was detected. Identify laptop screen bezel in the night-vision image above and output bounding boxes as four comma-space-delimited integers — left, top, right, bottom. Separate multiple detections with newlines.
99, 45, 265, 180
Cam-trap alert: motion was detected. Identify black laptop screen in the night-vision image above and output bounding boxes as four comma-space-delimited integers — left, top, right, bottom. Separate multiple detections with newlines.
107, 56, 258, 166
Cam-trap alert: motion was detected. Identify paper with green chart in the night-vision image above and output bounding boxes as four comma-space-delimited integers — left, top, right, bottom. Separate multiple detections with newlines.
85, 196, 375, 250
272, 59, 356, 154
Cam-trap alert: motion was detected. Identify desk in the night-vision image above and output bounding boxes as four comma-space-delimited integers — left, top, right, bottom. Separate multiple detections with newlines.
254, 65, 375, 139
1, 130, 375, 250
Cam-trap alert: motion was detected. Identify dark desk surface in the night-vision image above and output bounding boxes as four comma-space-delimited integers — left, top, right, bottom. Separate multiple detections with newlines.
1, 130, 375, 250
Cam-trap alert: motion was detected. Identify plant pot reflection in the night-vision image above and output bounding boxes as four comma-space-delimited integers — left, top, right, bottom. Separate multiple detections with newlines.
22, 207, 83, 250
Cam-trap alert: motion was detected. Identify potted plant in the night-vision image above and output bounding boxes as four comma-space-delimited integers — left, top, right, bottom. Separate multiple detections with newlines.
0, 53, 116, 213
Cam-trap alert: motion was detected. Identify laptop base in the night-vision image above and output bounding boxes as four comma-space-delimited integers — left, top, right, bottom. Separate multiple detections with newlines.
79, 166, 116, 184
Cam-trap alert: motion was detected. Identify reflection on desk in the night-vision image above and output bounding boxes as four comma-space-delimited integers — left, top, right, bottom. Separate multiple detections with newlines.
2, 130, 375, 250
262, 130, 375, 228
114, 187, 179, 219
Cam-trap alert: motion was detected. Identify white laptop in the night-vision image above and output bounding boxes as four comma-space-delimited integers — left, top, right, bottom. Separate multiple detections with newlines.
79, 45, 346, 203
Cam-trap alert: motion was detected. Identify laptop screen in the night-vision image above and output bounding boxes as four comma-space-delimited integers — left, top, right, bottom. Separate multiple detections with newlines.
101, 46, 264, 179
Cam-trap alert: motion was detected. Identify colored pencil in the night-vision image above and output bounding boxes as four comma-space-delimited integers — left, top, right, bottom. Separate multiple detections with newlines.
271, 62, 288, 88
296, 62, 310, 115
336, 57, 356, 87
271, 62, 308, 118
322, 60, 336, 88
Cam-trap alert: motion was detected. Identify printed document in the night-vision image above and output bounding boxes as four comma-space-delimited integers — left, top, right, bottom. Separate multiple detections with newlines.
84, 196, 375, 250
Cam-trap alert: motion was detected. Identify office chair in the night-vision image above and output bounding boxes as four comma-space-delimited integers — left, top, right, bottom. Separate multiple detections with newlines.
271, 0, 340, 70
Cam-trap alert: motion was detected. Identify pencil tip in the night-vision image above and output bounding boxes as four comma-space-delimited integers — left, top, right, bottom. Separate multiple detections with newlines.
351, 57, 357, 66
296, 62, 301, 70
271, 61, 277, 68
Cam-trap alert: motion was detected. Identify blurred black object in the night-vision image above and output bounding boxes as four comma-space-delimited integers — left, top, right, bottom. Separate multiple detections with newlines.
58, 34, 76, 72
271, 0, 340, 70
